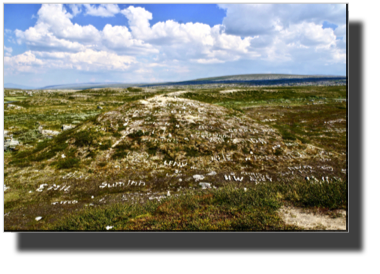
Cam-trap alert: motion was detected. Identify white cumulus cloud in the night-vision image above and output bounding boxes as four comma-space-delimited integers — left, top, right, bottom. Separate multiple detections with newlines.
69, 4, 82, 17
7, 4, 346, 83
4, 46, 13, 56
84, 4, 120, 17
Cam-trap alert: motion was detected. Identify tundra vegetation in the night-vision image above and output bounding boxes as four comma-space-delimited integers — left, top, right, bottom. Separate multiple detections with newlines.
4, 84, 347, 230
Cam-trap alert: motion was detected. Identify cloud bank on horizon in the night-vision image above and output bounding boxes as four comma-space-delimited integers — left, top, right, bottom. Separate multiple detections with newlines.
4, 4, 346, 87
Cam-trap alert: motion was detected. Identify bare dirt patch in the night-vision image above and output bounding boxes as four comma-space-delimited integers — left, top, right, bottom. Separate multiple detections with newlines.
279, 205, 346, 230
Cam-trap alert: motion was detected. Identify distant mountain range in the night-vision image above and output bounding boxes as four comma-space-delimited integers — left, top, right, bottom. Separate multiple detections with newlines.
4, 83, 38, 89
4, 73, 346, 90
191, 73, 344, 82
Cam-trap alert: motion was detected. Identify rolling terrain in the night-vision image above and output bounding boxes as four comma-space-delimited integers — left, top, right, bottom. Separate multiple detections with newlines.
4, 80, 347, 230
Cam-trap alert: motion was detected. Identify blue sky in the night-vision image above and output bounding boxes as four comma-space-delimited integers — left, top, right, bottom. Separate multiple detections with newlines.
4, 4, 346, 87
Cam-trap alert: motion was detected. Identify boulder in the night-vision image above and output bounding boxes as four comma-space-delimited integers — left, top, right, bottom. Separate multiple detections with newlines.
62, 124, 75, 131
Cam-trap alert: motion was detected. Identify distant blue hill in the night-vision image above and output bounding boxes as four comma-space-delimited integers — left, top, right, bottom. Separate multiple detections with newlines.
4, 74, 346, 90
4, 83, 38, 89
141, 74, 346, 87
40, 82, 157, 90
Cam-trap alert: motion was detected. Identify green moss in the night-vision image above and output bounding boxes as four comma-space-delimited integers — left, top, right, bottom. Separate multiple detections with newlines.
241, 146, 248, 154
55, 158, 80, 169
184, 147, 199, 157
114, 142, 133, 151
112, 132, 122, 138
86, 150, 97, 159
32, 150, 57, 161
128, 130, 145, 139
97, 162, 107, 167
111, 150, 128, 160
99, 140, 112, 150
127, 87, 143, 92
147, 146, 158, 156
9, 158, 31, 167
73, 131, 95, 147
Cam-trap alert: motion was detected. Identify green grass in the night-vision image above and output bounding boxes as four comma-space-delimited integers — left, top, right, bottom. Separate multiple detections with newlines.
184, 147, 199, 157
55, 157, 80, 169
47, 185, 296, 230
5, 96, 28, 102
4, 88, 166, 151
111, 150, 128, 160
127, 87, 143, 92
41, 178, 346, 231
180, 86, 346, 109
277, 179, 347, 209
99, 140, 112, 150
128, 130, 146, 139
73, 130, 96, 147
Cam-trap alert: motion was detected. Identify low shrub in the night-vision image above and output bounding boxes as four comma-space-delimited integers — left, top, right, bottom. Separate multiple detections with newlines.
184, 147, 199, 157
111, 150, 128, 160
128, 130, 145, 139
55, 158, 80, 169
99, 140, 112, 150
73, 131, 95, 147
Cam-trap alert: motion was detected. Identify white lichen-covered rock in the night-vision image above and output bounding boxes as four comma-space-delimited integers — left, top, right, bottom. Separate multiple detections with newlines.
62, 124, 75, 131
7, 104, 24, 110
38, 126, 60, 137
35, 216, 42, 221
199, 182, 211, 189
4, 139, 20, 150
193, 175, 205, 181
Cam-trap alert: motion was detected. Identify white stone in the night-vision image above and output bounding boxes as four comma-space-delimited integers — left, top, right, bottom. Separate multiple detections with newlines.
61, 154, 66, 158
207, 171, 217, 176
106, 226, 113, 230
35, 216, 42, 221
193, 175, 205, 181
199, 182, 211, 189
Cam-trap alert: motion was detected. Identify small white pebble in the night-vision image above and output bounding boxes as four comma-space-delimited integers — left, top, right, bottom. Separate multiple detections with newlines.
35, 216, 42, 221
244, 188, 247, 192
91, 196, 94, 199
29, 190, 32, 193
61, 154, 66, 158
106, 226, 113, 230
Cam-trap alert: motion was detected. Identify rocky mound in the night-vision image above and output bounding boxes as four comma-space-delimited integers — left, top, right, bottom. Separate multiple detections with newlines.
7, 91, 345, 205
